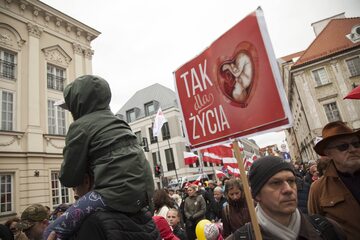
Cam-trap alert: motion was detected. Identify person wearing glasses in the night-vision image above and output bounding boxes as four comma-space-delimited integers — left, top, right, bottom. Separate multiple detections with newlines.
309, 121, 360, 240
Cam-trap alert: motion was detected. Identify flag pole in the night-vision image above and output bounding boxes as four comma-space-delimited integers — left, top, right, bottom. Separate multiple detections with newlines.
198, 150, 205, 177
156, 137, 163, 189
232, 139, 262, 240
167, 139, 179, 185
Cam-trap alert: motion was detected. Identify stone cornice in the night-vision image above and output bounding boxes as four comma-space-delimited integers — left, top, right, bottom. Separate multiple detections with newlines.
317, 93, 338, 102
2, 0, 100, 42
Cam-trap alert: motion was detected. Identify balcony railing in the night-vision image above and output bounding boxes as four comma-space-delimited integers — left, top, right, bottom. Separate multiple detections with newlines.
0, 60, 16, 80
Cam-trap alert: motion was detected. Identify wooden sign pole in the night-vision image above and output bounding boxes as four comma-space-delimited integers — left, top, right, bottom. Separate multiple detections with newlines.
232, 140, 262, 240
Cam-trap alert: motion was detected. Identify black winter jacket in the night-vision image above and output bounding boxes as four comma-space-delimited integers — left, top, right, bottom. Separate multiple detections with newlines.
75, 209, 161, 240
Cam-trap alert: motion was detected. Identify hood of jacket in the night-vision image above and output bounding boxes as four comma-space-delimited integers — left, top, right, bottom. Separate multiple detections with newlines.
64, 75, 111, 120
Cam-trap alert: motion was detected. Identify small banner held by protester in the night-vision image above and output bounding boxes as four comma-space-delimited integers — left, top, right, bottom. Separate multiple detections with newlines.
174, 7, 292, 149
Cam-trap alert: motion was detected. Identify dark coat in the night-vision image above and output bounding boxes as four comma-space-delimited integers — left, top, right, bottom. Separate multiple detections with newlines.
59, 75, 154, 213
74, 209, 160, 240
222, 201, 251, 238
297, 176, 310, 215
207, 196, 227, 221
173, 224, 188, 240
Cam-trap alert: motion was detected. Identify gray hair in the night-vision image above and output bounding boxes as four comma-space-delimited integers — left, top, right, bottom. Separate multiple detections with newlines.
213, 186, 223, 193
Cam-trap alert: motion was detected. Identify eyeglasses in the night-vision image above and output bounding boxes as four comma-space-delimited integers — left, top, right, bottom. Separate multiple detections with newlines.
327, 141, 360, 151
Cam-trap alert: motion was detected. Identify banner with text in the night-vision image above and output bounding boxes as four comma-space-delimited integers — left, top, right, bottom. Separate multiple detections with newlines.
174, 8, 292, 149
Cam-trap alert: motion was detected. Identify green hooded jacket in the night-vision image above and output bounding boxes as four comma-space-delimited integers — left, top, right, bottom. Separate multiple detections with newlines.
59, 75, 154, 213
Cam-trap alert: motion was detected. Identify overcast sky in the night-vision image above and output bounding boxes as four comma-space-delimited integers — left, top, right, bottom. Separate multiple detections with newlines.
42, 0, 360, 148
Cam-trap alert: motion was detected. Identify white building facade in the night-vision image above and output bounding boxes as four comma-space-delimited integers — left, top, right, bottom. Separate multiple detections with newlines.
0, 0, 99, 222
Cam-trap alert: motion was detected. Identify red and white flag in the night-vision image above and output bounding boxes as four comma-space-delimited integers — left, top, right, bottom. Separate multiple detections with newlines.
202, 152, 222, 164
215, 170, 227, 179
201, 144, 234, 164
152, 107, 167, 137
243, 157, 253, 171
222, 157, 238, 168
192, 174, 203, 186
184, 152, 198, 165
227, 166, 240, 177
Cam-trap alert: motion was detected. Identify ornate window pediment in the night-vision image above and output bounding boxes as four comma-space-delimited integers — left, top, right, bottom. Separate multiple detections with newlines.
42, 45, 72, 67
0, 23, 25, 51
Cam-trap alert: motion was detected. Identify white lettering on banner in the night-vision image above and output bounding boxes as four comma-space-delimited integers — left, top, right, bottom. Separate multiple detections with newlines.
180, 59, 213, 98
189, 105, 230, 139
194, 94, 214, 113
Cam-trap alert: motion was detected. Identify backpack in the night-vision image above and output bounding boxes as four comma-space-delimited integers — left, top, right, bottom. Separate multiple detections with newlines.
234, 214, 340, 240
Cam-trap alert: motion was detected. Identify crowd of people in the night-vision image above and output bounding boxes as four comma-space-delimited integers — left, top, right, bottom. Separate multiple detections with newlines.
0, 75, 359, 240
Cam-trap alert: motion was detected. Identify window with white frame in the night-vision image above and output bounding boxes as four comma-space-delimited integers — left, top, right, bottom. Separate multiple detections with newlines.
144, 102, 156, 116
47, 64, 66, 91
346, 56, 360, 77
324, 102, 342, 122
1, 90, 14, 131
51, 171, 70, 206
0, 173, 13, 214
0, 49, 16, 80
312, 68, 329, 86
48, 100, 66, 135
126, 109, 136, 123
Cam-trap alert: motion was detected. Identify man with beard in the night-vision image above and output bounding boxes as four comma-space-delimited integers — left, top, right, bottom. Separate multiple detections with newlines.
222, 179, 251, 238
309, 121, 360, 240
227, 156, 345, 240
17, 204, 49, 240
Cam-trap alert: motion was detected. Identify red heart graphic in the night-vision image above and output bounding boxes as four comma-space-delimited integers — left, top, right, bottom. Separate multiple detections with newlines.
217, 41, 258, 108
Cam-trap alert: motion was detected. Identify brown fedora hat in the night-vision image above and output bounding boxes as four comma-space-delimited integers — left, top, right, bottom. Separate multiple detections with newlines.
314, 121, 360, 156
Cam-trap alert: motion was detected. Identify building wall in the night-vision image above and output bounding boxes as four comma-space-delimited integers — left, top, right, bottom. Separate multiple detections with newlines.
0, 0, 99, 222
283, 48, 360, 163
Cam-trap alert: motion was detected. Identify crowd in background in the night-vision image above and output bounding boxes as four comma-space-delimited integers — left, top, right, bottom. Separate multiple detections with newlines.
0, 75, 358, 240
0, 144, 358, 240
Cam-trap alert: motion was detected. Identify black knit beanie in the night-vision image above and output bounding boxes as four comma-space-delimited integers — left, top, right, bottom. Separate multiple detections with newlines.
249, 156, 295, 198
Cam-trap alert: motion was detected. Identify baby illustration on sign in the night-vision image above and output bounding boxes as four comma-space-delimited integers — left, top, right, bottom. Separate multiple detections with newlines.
219, 41, 257, 107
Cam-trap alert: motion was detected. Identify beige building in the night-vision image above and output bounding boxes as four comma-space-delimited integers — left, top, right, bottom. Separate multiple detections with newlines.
0, 0, 100, 222
280, 13, 360, 163
116, 83, 260, 189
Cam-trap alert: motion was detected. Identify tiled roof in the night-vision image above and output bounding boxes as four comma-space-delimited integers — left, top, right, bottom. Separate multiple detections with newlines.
293, 18, 360, 68
116, 83, 177, 119
280, 51, 305, 63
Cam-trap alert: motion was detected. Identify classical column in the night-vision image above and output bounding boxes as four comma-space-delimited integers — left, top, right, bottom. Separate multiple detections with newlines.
26, 22, 43, 152
84, 48, 94, 74
72, 43, 84, 77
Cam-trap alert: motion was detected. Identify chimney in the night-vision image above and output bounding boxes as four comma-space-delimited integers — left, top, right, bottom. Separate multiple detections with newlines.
311, 12, 345, 36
